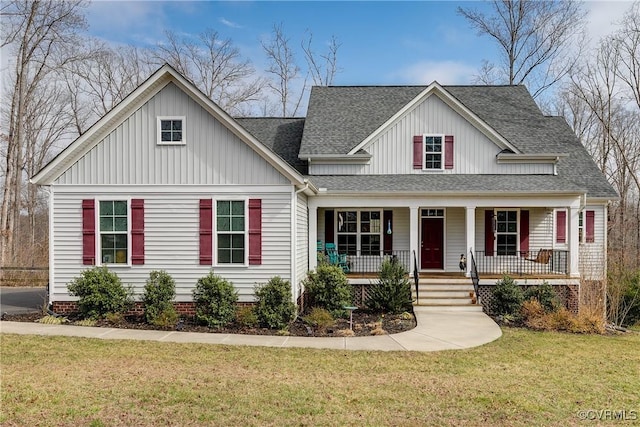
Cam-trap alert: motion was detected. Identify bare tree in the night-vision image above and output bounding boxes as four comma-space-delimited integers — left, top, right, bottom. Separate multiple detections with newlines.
0, 0, 87, 266
261, 24, 306, 117
458, 0, 587, 98
302, 32, 341, 86
153, 29, 264, 116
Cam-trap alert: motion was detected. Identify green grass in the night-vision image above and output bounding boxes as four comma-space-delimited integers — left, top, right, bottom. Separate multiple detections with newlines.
1, 328, 639, 426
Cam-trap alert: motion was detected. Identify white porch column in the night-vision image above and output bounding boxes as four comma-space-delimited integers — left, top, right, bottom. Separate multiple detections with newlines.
568, 206, 580, 277
465, 206, 476, 277
308, 204, 318, 272
409, 206, 420, 272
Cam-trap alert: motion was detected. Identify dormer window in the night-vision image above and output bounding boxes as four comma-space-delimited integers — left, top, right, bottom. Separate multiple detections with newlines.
413, 134, 454, 170
157, 116, 185, 145
424, 135, 443, 169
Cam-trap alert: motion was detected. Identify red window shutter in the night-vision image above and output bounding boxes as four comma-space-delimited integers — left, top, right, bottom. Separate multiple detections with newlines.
520, 210, 529, 253
556, 210, 567, 244
413, 135, 423, 169
131, 199, 145, 265
444, 135, 454, 169
324, 210, 335, 244
383, 210, 393, 255
484, 210, 494, 256
585, 210, 595, 243
248, 199, 262, 265
82, 199, 96, 265
199, 199, 213, 265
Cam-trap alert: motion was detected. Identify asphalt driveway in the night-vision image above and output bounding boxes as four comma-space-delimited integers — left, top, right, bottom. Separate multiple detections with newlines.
0, 287, 47, 314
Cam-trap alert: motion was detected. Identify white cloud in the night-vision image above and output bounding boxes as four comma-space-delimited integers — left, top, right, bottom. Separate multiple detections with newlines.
584, 1, 632, 46
219, 18, 243, 29
393, 60, 478, 85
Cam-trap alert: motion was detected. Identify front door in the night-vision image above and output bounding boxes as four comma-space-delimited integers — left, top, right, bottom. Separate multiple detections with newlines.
421, 217, 444, 269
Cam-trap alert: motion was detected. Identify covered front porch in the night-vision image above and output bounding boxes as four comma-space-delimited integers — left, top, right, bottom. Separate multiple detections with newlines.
309, 196, 582, 279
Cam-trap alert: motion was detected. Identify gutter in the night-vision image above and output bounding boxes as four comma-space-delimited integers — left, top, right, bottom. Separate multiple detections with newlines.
291, 179, 311, 304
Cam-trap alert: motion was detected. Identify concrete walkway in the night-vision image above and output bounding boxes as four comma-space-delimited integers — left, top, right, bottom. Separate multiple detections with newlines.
0, 308, 501, 352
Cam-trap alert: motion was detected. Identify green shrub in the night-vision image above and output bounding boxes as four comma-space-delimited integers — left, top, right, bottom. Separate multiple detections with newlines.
254, 276, 296, 329
193, 272, 238, 328
366, 258, 413, 314
523, 282, 561, 312
490, 275, 524, 316
303, 264, 352, 316
235, 306, 258, 327
303, 307, 334, 329
142, 270, 178, 326
67, 267, 133, 319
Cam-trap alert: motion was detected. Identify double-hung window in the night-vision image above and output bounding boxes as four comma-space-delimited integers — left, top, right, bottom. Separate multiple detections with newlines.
217, 200, 245, 264
336, 210, 382, 256
495, 210, 518, 256
157, 116, 185, 145
424, 135, 443, 170
99, 201, 128, 264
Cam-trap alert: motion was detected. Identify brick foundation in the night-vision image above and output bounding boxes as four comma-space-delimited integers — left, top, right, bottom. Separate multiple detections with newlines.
478, 283, 580, 315
51, 301, 257, 317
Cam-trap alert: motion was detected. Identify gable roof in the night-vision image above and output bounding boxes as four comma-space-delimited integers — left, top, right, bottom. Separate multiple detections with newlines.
32, 64, 307, 187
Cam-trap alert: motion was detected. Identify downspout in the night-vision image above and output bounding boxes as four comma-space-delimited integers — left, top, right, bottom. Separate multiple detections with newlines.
291, 180, 310, 304
42, 185, 54, 308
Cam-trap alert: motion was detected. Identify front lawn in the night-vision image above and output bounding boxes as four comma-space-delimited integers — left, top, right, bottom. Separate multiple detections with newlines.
1, 328, 638, 426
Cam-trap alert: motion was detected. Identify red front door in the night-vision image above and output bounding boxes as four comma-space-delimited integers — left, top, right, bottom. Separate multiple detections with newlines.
421, 217, 444, 269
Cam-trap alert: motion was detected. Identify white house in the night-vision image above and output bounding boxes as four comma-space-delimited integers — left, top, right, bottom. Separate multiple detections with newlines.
32, 65, 617, 314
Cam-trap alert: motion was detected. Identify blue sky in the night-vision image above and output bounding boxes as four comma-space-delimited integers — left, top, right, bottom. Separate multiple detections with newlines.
86, 0, 631, 86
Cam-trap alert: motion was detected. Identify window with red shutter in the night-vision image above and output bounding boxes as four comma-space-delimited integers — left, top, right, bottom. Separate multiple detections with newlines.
413, 136, 422, 169
131, 199, 145, 265
199, 199, 213, 265
82, 200, 96, 265
556, 210, 567, 244
585, 210, 595, 243
444, 135, 454, 169
248, 199, 262, 265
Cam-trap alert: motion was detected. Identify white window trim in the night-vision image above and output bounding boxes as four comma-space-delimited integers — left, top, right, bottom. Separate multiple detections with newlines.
96, 197, 131, 268
422, 134, 445, 171
213, 198, 249, 267
335, 209, 383, 256
494, 208, 520, 256
157, 116, 186, 145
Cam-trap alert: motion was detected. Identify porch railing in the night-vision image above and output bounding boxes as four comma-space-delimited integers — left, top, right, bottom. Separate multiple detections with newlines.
474, 249, 569, 276
319, 249, 411, 275
413, 250, 419, 302
469, 250, 479, 301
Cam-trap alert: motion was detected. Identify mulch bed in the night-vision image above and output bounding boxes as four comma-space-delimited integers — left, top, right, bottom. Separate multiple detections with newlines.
2, 310, 416, 337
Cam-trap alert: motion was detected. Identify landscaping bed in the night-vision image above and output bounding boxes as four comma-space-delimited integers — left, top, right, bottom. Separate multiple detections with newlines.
2, 309, 416, 337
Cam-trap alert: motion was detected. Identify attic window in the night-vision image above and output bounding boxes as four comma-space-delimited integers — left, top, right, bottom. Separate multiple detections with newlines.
157, 117, 185, 145
424, 135, 443, 170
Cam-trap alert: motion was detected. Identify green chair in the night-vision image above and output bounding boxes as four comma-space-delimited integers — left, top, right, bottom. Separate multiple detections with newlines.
325, 243, 350, 273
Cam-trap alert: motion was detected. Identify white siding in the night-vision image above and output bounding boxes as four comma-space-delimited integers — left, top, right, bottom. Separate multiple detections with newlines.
308, 94, 554, 176
580, 204, 606, 280
445, 208, 465, 271
296, 193, 309, 288
50, 186, 293, 303
56, 83, 289, 186
473, 207, 552, 253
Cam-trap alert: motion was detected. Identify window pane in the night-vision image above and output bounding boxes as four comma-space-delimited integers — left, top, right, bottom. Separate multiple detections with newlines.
115, 250, 127, 263
114, 217, 127, 231
231, 234, 244, 248
217, 217, 230, 232
115, 234, 127, 248
231, 201, 244, 215
102, 249, 115, 264
507, 211, 517, 221
172, 120, 182, 131
173, 131, 182, 141
100, 217, 113, 232
337, 234, 357, 255
231, 217, 244, 231
102, 234, 115, 249
218, 234, 230, 249
231, 249, 244, 264
161, 120, 171, 131
113, 202, 126, 215
218, 249, 230, 264
217, 201, 230, 216
507, 223, 517, 233
100, 201, 113, 215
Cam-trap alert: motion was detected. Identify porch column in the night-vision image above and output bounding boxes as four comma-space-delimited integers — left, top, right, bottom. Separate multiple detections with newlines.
568, 206, 580, 277
308, 204, 318, 272
409, 206, 420, 272
465, 206, 476, 277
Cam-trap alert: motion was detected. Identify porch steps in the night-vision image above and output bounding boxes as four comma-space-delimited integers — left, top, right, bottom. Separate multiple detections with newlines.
412, 279, 482, 312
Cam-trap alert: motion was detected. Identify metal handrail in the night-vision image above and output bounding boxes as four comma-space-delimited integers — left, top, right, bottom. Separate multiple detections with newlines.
412, 250, 419, 303
469, 249, 480, 304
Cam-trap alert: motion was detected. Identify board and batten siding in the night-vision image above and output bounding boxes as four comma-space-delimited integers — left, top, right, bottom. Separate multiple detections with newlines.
56, 83, 289, 186
50, 187, 293, 303
308, 94, 553, 176
295, 193, 309, 288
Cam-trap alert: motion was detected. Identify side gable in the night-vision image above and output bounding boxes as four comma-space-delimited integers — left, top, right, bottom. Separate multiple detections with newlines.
32, 64, 306, 187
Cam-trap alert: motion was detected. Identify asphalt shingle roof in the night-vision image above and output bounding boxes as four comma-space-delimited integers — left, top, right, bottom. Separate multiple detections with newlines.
237, 85, 617, 199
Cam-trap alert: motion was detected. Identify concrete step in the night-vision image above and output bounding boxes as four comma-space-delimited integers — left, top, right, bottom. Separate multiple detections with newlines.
414, 284, 475, 292
415, 296, 476, 305
413, 304, 484, 312
417, 277, 470, 285
413, 290, 475, 298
